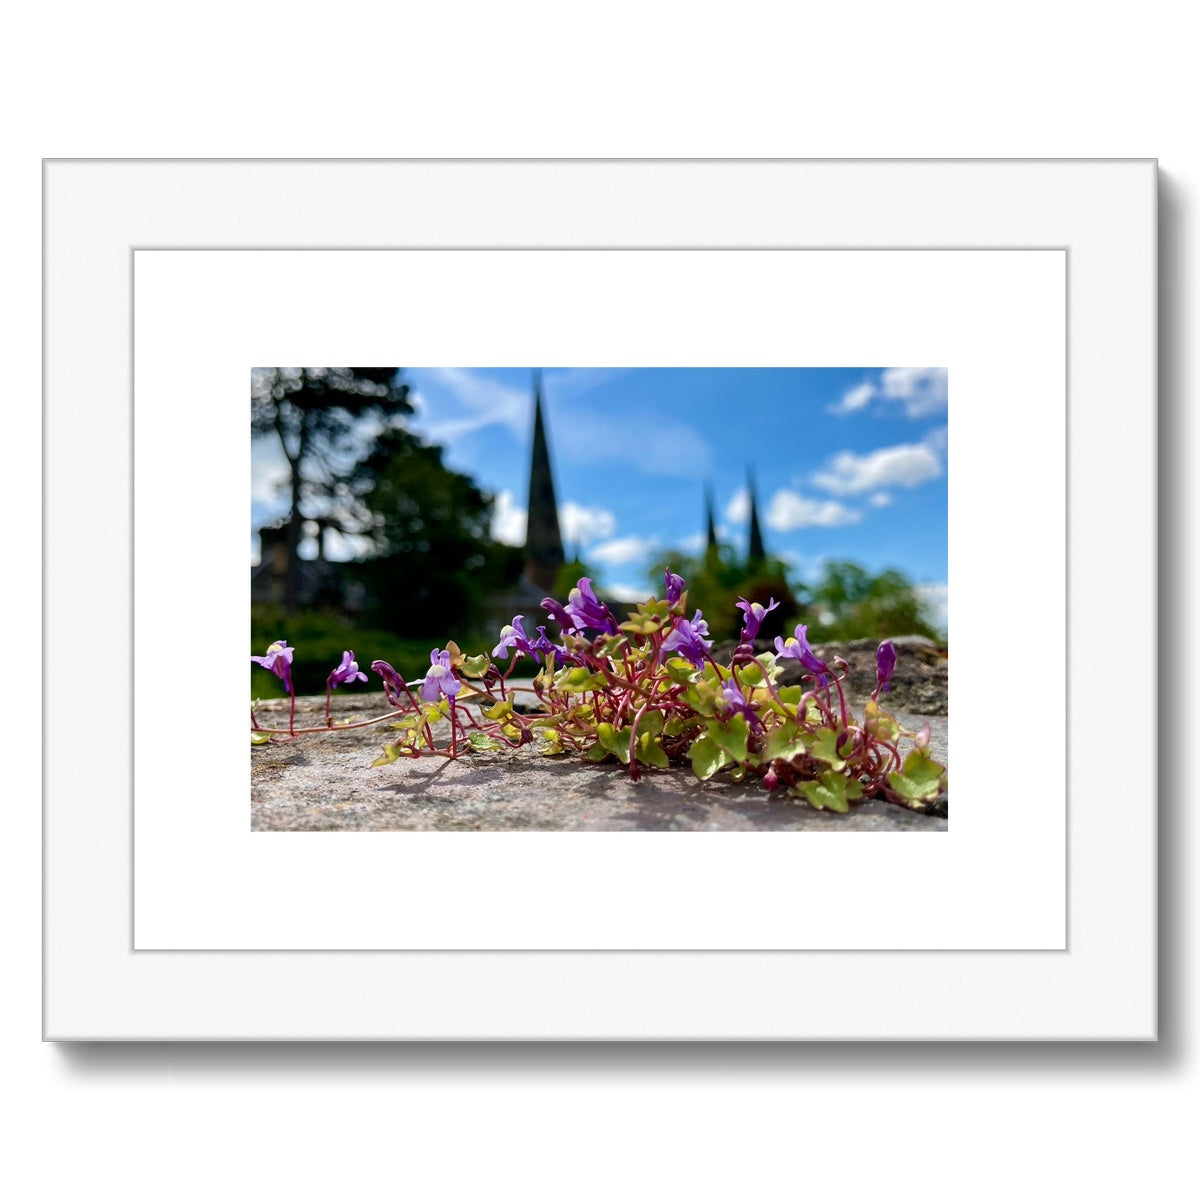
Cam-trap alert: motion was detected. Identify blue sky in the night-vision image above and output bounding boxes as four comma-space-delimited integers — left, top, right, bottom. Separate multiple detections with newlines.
252, 367, 948, 629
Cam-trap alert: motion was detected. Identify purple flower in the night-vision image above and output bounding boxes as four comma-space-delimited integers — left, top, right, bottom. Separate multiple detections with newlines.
875, 640, 897, 696
665, 569, 685, 606
564, 577, 617, 633
735, 596, 779, 643
251, 639, 294, 694
328, 650, 367, 689
421, 648, 462, 702
661, 609, 713, 668
529, 625, 558, 658
718, 677, 761, 728
540, 595, 582, 634
531, 625, 579, 666
773, 624, 829, 681
371, 659, 407, 706
492, 615, 536, 660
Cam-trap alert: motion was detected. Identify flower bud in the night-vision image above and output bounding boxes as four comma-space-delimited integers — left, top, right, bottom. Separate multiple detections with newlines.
875, 640, 897, 695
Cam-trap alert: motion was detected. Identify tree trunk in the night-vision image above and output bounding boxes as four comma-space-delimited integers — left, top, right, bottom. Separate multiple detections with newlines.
283, 453, 304, 615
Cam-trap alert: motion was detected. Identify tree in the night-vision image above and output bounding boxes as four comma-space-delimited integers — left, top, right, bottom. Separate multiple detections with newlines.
251, 367, 413, 612
807, 560, 941, 641
346, 428, 523, 637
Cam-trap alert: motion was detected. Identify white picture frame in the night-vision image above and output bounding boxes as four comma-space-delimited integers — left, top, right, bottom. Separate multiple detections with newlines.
44, 160, 1156, 1039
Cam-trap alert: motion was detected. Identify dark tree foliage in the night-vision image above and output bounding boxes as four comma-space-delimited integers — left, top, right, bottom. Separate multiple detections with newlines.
346, 428, 523, 637
251, 367, 413, 611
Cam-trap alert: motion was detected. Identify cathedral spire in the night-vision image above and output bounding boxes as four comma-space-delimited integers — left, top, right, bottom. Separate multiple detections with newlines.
704, 483, 719, 555
524, 369, 565, 592
746, 467, 766, 564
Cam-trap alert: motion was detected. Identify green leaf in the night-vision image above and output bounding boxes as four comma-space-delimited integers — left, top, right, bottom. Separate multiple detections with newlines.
593, 634, 630, 660
763, 722, 807, 763
466, 729, 505, 751
460, 654, 490, 678
707, 713, 751, 762
636, 708, 665, 740
584, 741, 609, 762
538, 729, 567, 756
663, 657, 698, 684
370, 740, 403, 768
737, 661, 765, 687
798, 770, 853, 813
683, 678, 720, 716
864, 698, 899, 743
755, 652, 784, 684
808, 727, 849, 769
663, 715, 687, 737
636, 732, 670, 769
689, 734, 731, 781
619, 613, 663, 636
556, 666, 606, 692
597, 722, 631, 764
250, 730, 272, 746
483, 699, 514, 721
887, 748, 946, 803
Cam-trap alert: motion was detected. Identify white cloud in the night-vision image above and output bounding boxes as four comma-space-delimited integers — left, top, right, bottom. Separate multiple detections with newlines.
765, 489, 860, 530
605, 581, 652, 604
490, 490, 527, 545
554, 414, 713, 479
677, 531, 707, 553
560, 502, 617, 547
813, 433, 944, 495
880, 367, 948, 417
917, 582, 949, 630
724, 488, 750, 523
589, 535, 658, 566
411, 368, 530, 443
543, 368, 632, 399
868, 491, 893, 507
831, 381, 877, 414
830, 367, 948, 418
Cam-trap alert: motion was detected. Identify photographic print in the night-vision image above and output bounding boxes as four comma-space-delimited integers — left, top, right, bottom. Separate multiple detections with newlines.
250, 366, 949, 832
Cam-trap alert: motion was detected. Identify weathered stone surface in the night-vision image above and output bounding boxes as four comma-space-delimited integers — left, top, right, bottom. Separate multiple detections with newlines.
712, 636, 949, 715
251, 694, 948, 833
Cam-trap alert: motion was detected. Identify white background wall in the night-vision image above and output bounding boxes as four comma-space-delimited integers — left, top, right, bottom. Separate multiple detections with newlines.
5, 3, 1192, 1196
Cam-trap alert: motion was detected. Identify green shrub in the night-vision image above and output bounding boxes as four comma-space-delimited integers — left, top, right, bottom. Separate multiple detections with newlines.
250, 605, 493, 701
